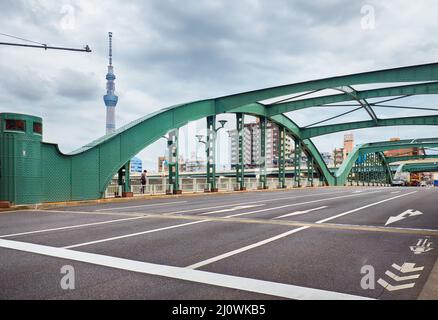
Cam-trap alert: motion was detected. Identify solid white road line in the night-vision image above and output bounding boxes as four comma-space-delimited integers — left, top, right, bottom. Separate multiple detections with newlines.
198, 204, 265, 215
274, 206, 328, 219
0, 239, 372, 300
187, 191, 418, 269
63, 220, 209, 249
95, 201, 188, 212
0, 216, 146, 238
186, 227, 310, 269
224, 190, 383, 218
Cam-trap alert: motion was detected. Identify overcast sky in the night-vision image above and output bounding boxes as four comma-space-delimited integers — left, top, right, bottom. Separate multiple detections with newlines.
1, 0, 438, 170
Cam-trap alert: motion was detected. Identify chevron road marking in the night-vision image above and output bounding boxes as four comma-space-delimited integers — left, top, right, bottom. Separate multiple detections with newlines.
378, 262, 424, 292
385, 270, 420, 281
377, 279, 416, 291
392, 262, 424, 273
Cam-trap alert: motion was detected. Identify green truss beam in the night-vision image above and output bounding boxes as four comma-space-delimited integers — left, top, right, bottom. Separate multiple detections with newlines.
301, 115, 438, 139
386, 154, 438, 163
266, 82, 438, 116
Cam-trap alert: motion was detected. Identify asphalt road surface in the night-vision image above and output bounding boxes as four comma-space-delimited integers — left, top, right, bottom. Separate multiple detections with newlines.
1, 186, 437, 300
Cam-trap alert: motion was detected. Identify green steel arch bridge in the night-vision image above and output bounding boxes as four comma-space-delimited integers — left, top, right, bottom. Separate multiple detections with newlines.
2, 62, 438, 205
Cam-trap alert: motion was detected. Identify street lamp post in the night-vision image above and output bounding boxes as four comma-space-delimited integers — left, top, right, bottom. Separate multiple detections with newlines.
196, 116, 227, 192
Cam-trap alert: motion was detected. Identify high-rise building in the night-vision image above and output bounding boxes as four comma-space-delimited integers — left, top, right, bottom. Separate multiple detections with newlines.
332, 133, 354, 167
103, 32, 118, 135
343, 133, 354, 159
228, 121, 293, 168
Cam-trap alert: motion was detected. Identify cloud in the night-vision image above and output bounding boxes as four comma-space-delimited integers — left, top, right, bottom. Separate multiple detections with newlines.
54, 68, 100, 101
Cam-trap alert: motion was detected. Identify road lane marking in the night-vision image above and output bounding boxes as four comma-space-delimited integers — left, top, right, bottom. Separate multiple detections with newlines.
378, 262, 424, 291
95, 201, 188, 212
199, 204, 265, 215
186, 227, 311, 269
63, 220, 209, 249
160, 189, 373, 215
0, 216, 146, 238
385, 209, 423, 226
274, 206, 328, 219
0, 239, 372, 300
392, 262, 424, 273
377, 279, 415, 291
385, 270, 420, 281
410, 238, 434, 254
224, 190, 384, 218
187, 191, 419, 269
315, 191, 418, 224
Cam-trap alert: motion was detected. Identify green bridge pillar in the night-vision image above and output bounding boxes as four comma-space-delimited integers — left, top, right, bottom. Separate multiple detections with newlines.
278, 126, 286, 189
206, 115, 218, 192
258, 116, 267, 189
167, 129, 181, 194
307, 155, 314, 187
294, 140, 302, 187
0, 113, 44, 205
235, 113, 245, 191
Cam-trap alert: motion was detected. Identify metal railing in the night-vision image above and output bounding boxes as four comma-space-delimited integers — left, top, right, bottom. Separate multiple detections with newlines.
104, 176, 325, 198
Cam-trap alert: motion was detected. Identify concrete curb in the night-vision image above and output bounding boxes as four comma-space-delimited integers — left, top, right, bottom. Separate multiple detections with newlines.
419, 257, 438, 299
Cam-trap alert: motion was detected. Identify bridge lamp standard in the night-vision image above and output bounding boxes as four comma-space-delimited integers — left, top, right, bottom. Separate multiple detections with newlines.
196, 119, 227, 192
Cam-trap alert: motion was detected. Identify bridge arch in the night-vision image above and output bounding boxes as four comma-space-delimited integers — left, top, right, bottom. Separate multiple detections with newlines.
2, 62, 438, 204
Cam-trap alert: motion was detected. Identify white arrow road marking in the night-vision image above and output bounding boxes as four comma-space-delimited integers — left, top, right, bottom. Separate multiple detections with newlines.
377, 279, 416, 291
410, 239, 434, 255
392, 263, 424, 273
274, 206, 328, 219
199, 204, 265, 215
385, 209, 423, 226
385, 270, 420, 281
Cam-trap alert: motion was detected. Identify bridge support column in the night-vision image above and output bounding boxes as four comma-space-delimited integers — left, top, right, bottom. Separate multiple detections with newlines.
307, 156, 314, 187
366, 153, 371, 186
372, 153, 377, 186
206, 116, 218, 192
278, 126, 286, 188
167, 129, 181, 195
235, 113, 246, 191
354, 160, 359, 186
117, 161, 132, 197
360, 154, 365, 186
258, 116, 268, 189
294, 140, 302, 187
